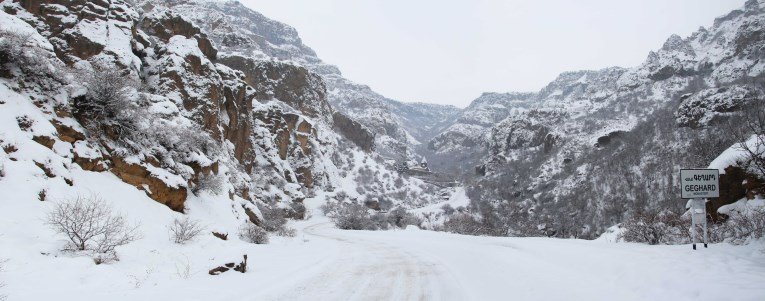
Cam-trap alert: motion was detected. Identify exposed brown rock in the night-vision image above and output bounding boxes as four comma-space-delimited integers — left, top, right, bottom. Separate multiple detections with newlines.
209, 255, 247, 275
32, 135, 56, 149
243, 205, 263, 226
295, 166, 313, 188
212, 232, 228, 240
73, 154, 107, 172
34, 160, 56, 178
140, 10, 217, 59
63, 32, 105, 61
110, 156, 187, 212
707, 165, 765, 222
52, 119, 85, 143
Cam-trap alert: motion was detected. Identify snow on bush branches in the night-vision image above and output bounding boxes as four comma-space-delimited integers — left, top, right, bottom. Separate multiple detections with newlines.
45, 195, 140, 263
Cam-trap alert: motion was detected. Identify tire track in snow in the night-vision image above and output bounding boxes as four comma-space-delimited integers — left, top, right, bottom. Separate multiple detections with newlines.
269, 222, 465, 301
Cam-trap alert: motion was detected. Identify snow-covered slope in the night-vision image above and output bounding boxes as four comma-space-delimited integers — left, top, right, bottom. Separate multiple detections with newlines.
0, 0, 449, 289
430, 0, 765, 238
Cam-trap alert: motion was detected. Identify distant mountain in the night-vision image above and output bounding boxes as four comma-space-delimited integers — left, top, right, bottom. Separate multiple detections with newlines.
437, 0, 765, 238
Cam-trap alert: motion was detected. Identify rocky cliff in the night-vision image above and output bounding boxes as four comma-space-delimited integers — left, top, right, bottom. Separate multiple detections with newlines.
435, 0, 765, 238
0, 0, 444, 228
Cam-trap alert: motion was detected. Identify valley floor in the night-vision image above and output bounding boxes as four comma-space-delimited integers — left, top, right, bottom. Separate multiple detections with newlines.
3, 197, 765, 301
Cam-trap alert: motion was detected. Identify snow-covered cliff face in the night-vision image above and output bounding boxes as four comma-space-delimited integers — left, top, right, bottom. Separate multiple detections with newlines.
429, 92, 536, 154
0, 0, 443, 230
144, 0, 458, 159
448, 0, 765, 238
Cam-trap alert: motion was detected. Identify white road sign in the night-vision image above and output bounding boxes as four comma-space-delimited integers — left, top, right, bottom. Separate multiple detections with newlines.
681, 169, 720, 199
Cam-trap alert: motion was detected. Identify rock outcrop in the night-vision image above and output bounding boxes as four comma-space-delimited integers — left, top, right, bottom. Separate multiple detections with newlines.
332, 112, 375, 152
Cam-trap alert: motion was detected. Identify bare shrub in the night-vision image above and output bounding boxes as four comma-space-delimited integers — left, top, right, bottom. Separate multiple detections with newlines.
238, 223, 269, 244
443, 213, 486, 235
720, 206, 765, 244
0, 29, 30, 63
45, 195, 140, 260
0, 29, 37, 78
325, 202, 421, 230
619, 209, 687, 245
276, 227, 297, 237
320, 201, 340, 216
441, 204, 456, 215
388, 207, 422, 228
168, 217, 205, 244
150, 120, 220, 158
72, 66, 141, 144
258, 204, 287, 232
288, 201, 307, 220
730, 104, 765, 180
371, 212, 391, 230
332, 202, 375, 230
191, 173, 224, 195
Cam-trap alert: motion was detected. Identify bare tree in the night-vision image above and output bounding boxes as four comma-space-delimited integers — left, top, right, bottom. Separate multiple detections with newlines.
45, 195, 140, 258
168, 217, 205, 244
730, 104, 765, 180
238, 223, 269, 244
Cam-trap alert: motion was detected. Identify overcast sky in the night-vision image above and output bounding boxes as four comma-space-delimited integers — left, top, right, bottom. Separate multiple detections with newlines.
240, 0, 745, 108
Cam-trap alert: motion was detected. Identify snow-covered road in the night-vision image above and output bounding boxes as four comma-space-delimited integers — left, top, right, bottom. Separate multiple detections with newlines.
4, 205, 765, 301
263, 222, 465, 301
252, 218, 765, 301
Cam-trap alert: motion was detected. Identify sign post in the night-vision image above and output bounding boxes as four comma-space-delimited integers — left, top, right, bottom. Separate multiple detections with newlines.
680, 169, 720, 250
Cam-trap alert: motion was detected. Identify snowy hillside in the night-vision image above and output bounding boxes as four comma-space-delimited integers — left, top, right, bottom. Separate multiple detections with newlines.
431, 0, 765, 238
0, 0, 450, 298
147, 0, 459, 159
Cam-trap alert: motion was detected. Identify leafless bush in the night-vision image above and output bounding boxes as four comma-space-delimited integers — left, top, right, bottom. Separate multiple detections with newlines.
258, 204, 287, 232
191, 173, 224, 195
72, 66, 142, 144
441, 204, 456, 215
371, 212, 391, 230
619, 209, 687, 245
168, 217, 205, 244
332, 202, 375, 230
320, 200, 340, 216
730, 104, 765, 180
0, 29, 29, 60
150, 120, 220, 158
0, 29, 33, 77
443, 213, 487, 236
238, 223, 269, 244
45, 195, 140, 260
388, 207, 422, 228
292, 202, 307, 219
276, 226, 297, 237
720, 206, 765, 244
